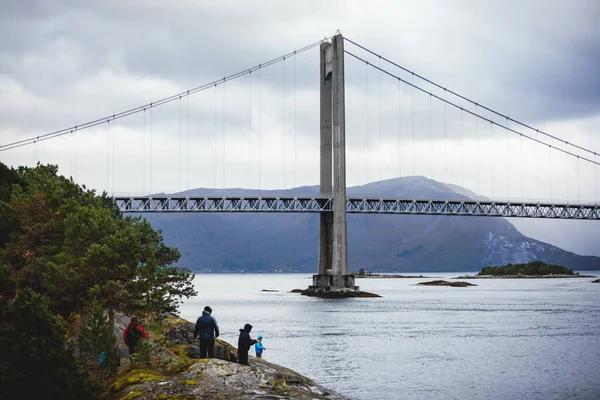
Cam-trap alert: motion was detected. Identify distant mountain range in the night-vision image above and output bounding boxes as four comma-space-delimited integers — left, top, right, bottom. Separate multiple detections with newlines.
140, 177, 600, 273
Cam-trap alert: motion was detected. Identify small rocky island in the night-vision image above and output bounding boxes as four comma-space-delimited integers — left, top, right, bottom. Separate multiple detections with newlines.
417, 280, 476, 287
352, 268, 433, 279
455, 261, 596, 279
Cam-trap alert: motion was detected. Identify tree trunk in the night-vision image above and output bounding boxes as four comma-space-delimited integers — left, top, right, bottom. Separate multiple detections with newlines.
108, 307, 115, 336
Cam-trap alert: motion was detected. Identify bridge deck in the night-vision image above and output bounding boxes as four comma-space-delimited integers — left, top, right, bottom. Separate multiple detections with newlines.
114, 196, 600, 219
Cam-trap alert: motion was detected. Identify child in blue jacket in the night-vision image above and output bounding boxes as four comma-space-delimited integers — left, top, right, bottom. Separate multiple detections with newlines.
255, 334, 265, 358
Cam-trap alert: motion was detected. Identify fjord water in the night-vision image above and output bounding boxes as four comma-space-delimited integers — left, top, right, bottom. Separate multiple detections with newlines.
179, 273, 600, 400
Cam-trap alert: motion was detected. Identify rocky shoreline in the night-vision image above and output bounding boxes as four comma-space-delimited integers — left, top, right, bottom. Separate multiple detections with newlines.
108, 314, 347, 400
454, 274, 596, 279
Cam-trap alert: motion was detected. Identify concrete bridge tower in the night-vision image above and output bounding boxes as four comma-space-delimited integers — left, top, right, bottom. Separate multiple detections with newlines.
306, 34, 358, 296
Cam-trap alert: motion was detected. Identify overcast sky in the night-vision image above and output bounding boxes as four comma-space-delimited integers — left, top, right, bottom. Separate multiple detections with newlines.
1, 0, 599, 205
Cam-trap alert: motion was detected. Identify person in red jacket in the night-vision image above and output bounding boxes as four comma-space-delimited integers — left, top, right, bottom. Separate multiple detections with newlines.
123, 316, 147, 361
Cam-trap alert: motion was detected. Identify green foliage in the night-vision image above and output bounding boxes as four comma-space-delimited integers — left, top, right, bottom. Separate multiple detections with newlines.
479, 261, 574, 276
132, 338, 153, 368
0, 162, 197, 395
0, 162, 196, 317
79, 300, 120, 379
0, 288, 101, 399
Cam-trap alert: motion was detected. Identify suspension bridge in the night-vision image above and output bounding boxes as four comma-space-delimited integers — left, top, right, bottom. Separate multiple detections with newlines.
1, 33, 599, 292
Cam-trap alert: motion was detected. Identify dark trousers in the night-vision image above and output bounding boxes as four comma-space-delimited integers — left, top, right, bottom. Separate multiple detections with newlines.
238, 350, 249, 365
128, 345, 137, 362
199, 337, 215, 358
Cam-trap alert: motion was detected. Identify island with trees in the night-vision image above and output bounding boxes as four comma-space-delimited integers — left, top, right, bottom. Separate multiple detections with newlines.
454, 261, 596, 279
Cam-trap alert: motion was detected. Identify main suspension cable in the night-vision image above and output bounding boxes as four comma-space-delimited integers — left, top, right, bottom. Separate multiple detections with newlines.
345, 50, 600, 167
1, 37, 329, 152
344, 37, 600, 159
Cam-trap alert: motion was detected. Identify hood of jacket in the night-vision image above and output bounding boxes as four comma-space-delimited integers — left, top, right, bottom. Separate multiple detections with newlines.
239, 323, 253, 333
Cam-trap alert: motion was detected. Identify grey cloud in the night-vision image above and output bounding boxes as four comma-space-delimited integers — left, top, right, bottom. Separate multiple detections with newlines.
1, 0, 599, 201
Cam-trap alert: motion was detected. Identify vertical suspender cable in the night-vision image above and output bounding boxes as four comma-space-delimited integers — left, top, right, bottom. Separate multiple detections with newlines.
178, 97, 182, 192
214, 84, 217, 189
249, 71, 253, 189
577, 156, 580, 202
490, 122, 493, 199
444, 90, 447, 183
69, 130, 73, 178
548, 145, 552, 201
283, 58, 286, 189
187, 95, 190, 190
258, 65, 261, 190
398, 79, 402, 179
460, 108, 465, 190
429, 94, 432, 180
412, 74, 415, 176
521, 133, 524, 201
143, 109, 146, 193
294, 53, 297, 188
112, 117, 115, 195
106, 121, 110, 192
506, 117, 509, 201
475, 105, 479, 197
366, 62, 369, 182
149, 105, 153, 195
378, 57, 383, 181
460, 109, 464, 192
536, 130, 540, 201
76, 129, 78, 179
74, 128, 78, 181
565, 145, 569, 202
222, 78, 226, 189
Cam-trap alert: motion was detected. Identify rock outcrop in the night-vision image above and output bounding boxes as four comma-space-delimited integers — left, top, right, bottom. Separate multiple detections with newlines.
107, 357, 345, 400
105, 315, 347, 399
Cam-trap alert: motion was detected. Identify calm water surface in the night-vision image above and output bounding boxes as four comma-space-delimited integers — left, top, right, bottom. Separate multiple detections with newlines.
179, 272, 600, 400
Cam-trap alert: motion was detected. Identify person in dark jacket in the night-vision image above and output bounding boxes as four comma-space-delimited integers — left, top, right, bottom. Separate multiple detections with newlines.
123, 316, 147, 361
237, 323, 257, 365
193, 306, 220, 358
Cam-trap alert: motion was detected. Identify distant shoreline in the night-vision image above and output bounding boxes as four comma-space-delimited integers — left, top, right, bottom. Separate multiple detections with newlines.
453, 274, 596, 279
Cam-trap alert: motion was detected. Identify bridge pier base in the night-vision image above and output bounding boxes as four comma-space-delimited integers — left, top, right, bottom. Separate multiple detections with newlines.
304, 274, 358, 298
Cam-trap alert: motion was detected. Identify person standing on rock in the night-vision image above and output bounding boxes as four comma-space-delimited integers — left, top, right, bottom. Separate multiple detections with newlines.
123, 316, 147, 361
194, 306, 220, 358
237, 323, 257, 365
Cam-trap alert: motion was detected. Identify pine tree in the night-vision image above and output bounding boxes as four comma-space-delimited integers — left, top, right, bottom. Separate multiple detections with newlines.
0, 288, 100, 399
78, 300, 120, 380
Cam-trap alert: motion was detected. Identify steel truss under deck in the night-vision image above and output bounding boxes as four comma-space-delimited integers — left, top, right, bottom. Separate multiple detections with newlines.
114, 196, 600, 219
